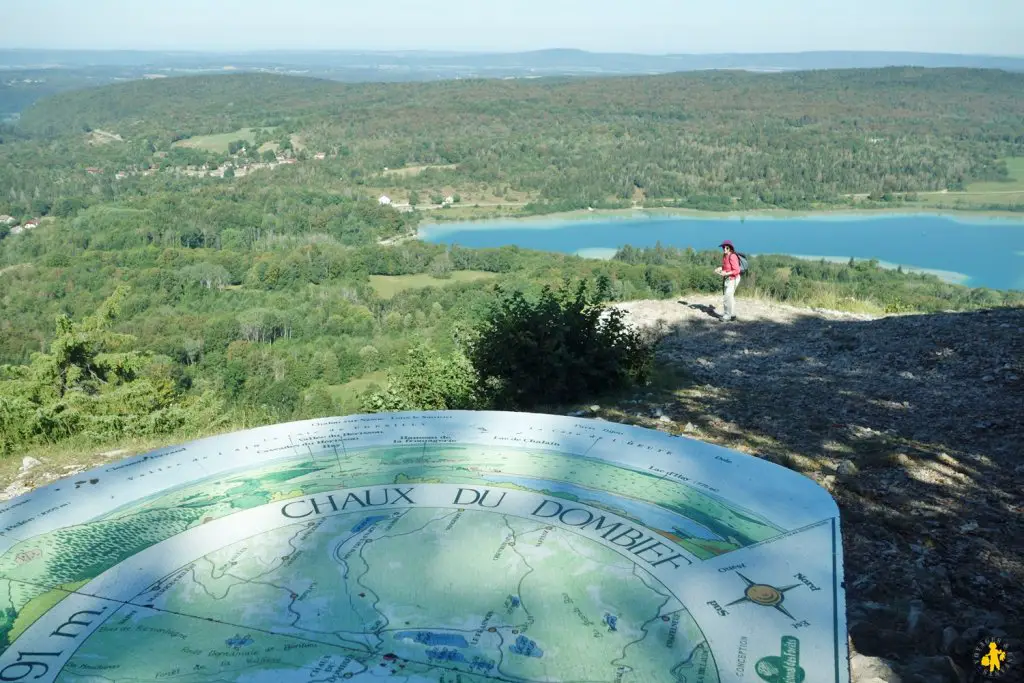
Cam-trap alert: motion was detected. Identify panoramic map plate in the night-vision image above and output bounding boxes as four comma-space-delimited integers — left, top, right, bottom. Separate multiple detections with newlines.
0, 411, 849, 683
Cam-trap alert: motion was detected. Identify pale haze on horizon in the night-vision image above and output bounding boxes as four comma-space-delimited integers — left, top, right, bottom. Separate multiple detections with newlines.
1, 0, 1021, 55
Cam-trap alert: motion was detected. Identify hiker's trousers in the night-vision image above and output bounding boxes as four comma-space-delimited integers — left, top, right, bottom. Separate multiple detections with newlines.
723, 276, 740, 319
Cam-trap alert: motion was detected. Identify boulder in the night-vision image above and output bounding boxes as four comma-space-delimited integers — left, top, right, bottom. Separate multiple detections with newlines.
19, 456, 42, 475
850, 622, 918, 659
901, 656, 966, 683
837, 459, 859, 476
850, 653, 902, 683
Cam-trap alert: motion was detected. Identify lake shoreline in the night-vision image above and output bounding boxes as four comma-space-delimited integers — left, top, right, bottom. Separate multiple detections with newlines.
416, 209, 1024, 291
418, 205, 1024, 233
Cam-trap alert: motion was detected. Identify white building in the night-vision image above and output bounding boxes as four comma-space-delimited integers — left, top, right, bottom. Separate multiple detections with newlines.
378, 195, 392, 206
0, 215, 15, 225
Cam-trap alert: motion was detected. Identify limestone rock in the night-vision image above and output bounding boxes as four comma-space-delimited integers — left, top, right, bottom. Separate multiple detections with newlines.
850, 653, 902, 683
19, 456, 42, 475
837, 459, 859, 476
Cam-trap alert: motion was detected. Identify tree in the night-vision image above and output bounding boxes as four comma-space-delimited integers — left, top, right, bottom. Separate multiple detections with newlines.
36, 285, 140, 399
362, 344, 479, 412
180, 263, 232, 290
0, 286, 224, 454
429, 252, 453, 279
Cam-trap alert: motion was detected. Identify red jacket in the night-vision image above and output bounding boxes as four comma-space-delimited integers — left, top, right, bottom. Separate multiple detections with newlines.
722, 252, 741, 279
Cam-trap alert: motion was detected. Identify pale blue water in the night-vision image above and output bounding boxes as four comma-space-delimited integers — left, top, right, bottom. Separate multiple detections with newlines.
418, 213, 1024, 291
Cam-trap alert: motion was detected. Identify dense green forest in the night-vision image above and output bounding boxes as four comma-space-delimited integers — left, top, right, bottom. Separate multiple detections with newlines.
3, 67, 1024, 220
1, 68, 1023, 456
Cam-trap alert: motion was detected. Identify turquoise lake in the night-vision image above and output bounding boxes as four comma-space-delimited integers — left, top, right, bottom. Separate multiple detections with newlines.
418, 213, 1024, 291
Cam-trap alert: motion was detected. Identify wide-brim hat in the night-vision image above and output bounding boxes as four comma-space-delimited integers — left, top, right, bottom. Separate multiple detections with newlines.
719, 240, 735, 249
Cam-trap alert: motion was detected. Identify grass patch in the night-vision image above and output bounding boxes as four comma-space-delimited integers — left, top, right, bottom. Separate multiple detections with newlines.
172, 128, 265, 153
368, 271, 498, 299
420, 205, 533, 222
966, 157, 1024, 193
328, 371, 388, 412
745, 286, 887, 315
917, 191, 1024, 208
329, 371, 388, 398
914, 157, 1024, 209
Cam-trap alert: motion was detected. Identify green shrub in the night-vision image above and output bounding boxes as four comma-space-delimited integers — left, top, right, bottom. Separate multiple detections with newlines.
467, 276, 654, 410
362, 343, 479, 412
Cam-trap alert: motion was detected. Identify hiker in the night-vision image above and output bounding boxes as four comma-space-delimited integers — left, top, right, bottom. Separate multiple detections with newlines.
714, 240, 743, 321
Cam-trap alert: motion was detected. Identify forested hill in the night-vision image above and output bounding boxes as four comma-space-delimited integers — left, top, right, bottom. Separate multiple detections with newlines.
2, 63, 1023, 463
17, 73, 337, 139
6, 67, 1024, 216
19, 67, 1024, 143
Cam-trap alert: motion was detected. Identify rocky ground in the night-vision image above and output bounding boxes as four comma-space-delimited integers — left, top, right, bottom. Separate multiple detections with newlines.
594, 295, 1023, 683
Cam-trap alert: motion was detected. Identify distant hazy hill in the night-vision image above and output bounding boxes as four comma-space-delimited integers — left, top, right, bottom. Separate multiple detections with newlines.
3, 48, 1021, 118
3, 48, 1023, 75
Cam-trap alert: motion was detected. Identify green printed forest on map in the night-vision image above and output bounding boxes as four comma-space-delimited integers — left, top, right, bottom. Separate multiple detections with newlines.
0, 444, 784, 682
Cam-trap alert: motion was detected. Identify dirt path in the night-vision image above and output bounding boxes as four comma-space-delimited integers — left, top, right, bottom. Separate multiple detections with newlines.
603, 296, 1023, 681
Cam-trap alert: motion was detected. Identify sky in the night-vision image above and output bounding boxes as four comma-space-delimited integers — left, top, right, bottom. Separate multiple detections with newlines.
1, 0, 1022, 55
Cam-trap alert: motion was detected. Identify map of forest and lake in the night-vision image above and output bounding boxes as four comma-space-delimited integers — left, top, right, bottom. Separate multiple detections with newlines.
0, 411, 848, 683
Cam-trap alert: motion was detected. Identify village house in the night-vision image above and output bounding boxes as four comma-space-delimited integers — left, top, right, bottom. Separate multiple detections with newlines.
85, 167, 103, 175
23, 219, 39, 230
378, 195, 392, 206
0, 215, 15, 225
314, 152, 326, 160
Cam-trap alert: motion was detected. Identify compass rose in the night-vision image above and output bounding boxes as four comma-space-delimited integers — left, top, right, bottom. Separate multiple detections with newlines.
725, 572, 801, 619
